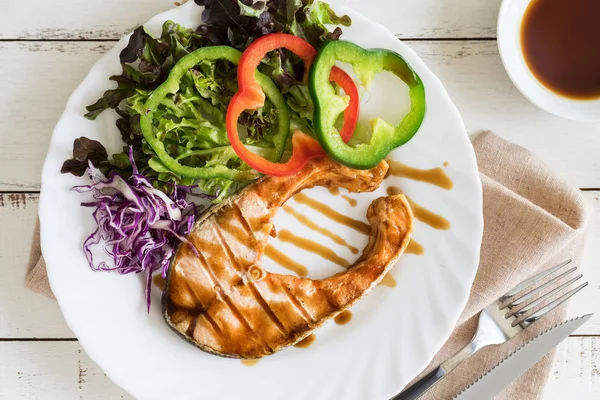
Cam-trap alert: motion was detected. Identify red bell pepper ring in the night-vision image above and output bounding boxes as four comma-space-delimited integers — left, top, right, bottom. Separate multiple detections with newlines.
226, 33, 359, 177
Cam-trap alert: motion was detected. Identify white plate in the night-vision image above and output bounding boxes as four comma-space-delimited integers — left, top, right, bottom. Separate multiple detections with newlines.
39, 2, 483, 399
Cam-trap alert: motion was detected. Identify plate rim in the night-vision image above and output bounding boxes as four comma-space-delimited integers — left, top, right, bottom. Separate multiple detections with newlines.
39, 2, 484, 399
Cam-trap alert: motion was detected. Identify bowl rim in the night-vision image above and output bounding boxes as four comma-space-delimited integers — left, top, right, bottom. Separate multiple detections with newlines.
497, 0, 600, 122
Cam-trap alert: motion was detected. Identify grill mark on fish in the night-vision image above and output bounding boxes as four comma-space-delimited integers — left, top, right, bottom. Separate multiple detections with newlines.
318, 287, 337, 315
209, 222, 245, 277
192, 250, 225, 300
193, 241, 270, 352
247, 283, 288, 335
278, 280, 314, 324
176, 249, 231, 317
185, 268, 225, 343
221, 293, 270, 352
196, 313, 224, 343
179, 270, 207, 311
179, 279, 223, 343
212, 223, 287, 337
187, 315, 198, 337
233, 202, 255, 239
210, 225, 277, 346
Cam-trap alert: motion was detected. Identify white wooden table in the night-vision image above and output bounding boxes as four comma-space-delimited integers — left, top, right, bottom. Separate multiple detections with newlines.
0, 0, 598, 398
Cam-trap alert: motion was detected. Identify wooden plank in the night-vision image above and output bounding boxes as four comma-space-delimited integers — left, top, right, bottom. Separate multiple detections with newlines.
1, 192, 599, 338
0, 0, 177, 40
569, 191, 600, 335
0, 194, 73, 338
341, 0, 499, 39
0, 342, 130, 399
0, 338, 596, 399
1, 41, 600, 191
545, 337, 600, 399
0, 0, 499, 40
0, 42, 114, 191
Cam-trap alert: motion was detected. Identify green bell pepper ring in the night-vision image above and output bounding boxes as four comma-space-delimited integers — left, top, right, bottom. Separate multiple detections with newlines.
309, 40, 426, 169
140, 46, 291, 181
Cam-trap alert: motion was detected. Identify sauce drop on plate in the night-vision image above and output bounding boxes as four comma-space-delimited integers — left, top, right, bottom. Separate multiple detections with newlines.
283, 205, 359, 254
264, 245, 308, 277
241, 359, 260, 367
153, 275, 167, 291
521, 0, 600, 99
278, 229, 351, 268
334, 310, 353, 325
405, 195, 450, 230
406, 240, 425, 255
380, 273, 397, 288
294, 334, 316, 349
387, 186, 403, 196
341, 195, 358, 207
293, 193, 371, 234
386, 161, 453, 190
386, 187, 451, 230
328, 187, 357, 206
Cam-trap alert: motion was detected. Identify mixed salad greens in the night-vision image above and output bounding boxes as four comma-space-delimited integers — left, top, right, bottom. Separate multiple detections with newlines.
61, 0, 426, 309
63, 0, 351, 200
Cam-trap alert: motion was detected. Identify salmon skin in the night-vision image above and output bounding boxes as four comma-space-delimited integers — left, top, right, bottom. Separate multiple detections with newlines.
162, 158, 414, 359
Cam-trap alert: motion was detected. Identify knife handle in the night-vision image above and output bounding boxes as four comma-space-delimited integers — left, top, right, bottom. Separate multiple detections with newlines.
391, 340, 480, 400
390, 366, 447, 400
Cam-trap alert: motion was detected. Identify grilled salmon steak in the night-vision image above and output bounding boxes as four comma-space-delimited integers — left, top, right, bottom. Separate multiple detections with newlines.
162, 158, 414, 358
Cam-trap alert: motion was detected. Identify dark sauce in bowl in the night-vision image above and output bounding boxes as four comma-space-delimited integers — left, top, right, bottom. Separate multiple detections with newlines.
521, 0, 600, 100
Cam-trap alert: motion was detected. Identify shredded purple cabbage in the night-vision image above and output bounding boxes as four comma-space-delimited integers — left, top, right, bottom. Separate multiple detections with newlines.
74, 149, 199, 311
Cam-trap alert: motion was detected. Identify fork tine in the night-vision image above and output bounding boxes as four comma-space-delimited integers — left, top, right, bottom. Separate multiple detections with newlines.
514, 282, 588, 327
500, 259, 572, 302
506, 274, 583, 317
504, 267, 578, 309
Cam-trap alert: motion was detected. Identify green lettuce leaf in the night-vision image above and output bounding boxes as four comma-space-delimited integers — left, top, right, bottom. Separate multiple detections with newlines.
68, 2, 352, 201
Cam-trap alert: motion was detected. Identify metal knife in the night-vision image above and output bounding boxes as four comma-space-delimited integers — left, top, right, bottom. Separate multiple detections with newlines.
454, 314, 593, 400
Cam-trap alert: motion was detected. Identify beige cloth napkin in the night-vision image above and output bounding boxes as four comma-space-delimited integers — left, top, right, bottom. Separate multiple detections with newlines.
415, 131, 590, 399
26, 131, 590, 399
25, 220, 55, 300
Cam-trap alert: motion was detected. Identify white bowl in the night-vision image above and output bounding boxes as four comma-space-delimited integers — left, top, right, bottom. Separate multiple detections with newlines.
498, 0, 600, 121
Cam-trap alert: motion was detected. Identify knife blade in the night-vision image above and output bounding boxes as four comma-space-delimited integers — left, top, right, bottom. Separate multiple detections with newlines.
454, 314, 593, 400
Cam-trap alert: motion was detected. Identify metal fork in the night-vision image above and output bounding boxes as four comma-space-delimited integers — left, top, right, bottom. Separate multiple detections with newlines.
392, 259, 587, 400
